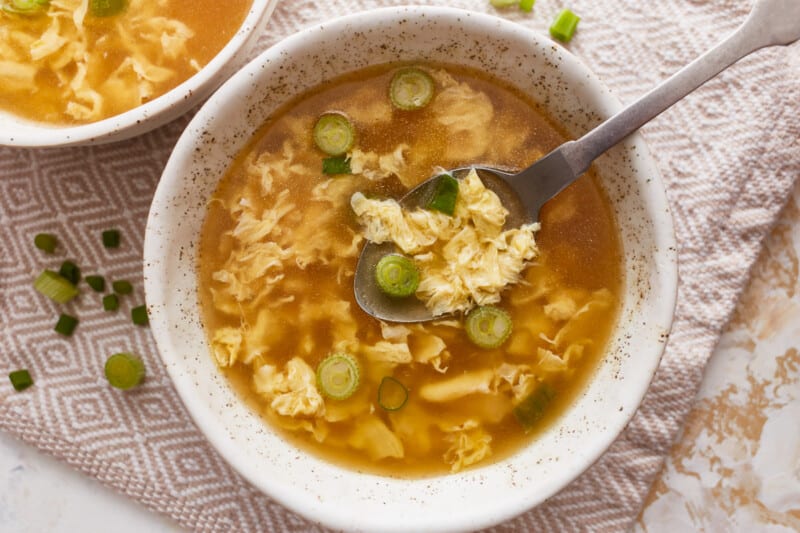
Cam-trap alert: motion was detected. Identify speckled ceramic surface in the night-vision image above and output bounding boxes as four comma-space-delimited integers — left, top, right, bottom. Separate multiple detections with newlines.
144, 7, 677, 531
0, 0, 278, 148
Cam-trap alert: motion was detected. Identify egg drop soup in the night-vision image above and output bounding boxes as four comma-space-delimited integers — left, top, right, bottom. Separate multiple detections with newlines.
0, 0, 250, 124
198, 63, 623, 476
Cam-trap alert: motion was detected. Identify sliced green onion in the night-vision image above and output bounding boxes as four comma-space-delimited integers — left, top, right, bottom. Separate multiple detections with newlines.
112, 280, 132, 295
104, 353, 145, 389
58, 260, 81, 285
54, 313, 78, 336
103, 294, 119, 311
426, 173, 459, 216
131, 305, 148, 326
375, 254, 419, 298
322, 155, 352, 175
9, 370, 33, 391
489, 0, 516, 7
102, 229, 120, 248
377, 376, 408, 411
85, 275, 105, 292
2, 0, 49, 14
313, 113, 355, 156
519, 0, 534, 12
89, 0, 125, 16
550, 9, 580, 43
390, 68, 435, 110
34, 233, 57, 253
465, 306, 513, 349
513, 383, 555, 433
34, 270, 79, 304
316, 352, 360, 400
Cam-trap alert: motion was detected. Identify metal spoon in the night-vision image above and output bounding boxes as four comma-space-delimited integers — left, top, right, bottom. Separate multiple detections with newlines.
355, 0, 800, 323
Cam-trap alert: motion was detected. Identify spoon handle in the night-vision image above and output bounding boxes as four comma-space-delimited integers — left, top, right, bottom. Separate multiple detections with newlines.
561, 0, 800, 176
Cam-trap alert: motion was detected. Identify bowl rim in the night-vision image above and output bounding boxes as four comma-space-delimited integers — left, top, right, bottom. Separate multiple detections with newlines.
0, 0, 278, 147
145, 6, 678, 532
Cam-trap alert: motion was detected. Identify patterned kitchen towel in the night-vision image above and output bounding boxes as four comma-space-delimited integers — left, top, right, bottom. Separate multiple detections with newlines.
1, 0, 798, 531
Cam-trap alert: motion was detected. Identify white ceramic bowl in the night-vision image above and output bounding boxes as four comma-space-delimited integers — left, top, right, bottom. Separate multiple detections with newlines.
144, 7, 678, 532
0, 0, 278, 148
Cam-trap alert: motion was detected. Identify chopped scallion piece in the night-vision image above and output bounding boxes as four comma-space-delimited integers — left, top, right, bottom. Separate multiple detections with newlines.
313, 113, 355, 156
54, 313, 79, 336
89, 0, 124, 16
465, 306, 513, 349
426, 173, 459, 216
375, 254, 419, 298
550, 8, 580, 43
9, 370, 33, 391
58, 260, 81, 285
34, 233, 57, 253
513, 383, 555, 432
112, 280, 132, 295
85, 275, 105, 292
34, 270, 79, 304
377, 376, 408, 411
489, 0, 517, 7
102, 229, 120, 248
104, 353, 145, 389
519, 0, 534, 12
131, 305, 148, 326
390, 68, 435, 110
322, 155, 352, 175
2, 0, 49, 14
103, 294, 119, 311
316, 353, 360, 400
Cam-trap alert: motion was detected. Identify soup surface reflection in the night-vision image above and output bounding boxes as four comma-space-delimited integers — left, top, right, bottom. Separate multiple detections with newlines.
198, 63, 623, 476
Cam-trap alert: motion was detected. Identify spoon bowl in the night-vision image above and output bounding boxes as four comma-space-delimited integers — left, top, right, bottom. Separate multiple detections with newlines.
354, 165, 530, 323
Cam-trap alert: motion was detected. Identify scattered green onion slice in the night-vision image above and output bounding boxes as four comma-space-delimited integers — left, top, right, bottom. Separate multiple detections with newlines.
390, 68, 435, 110
89, 0, 125, 16
489, 0, 516, 7
9, 370, 33, 391
112, 280, 132, 295
54, 313, 79, 336
322, 155, 352, 175
34, 270, 79, 304
103, 294, 119, 311
426, 173, 459, 216
313, 113, 355, 156
2, 0, 49, 14
550, 8, 580, 43
513, 383, 555, 433
102, 229, 120, 248
58, 260, 81, 285
104, 353, 145, 389
34, 233, 57, 253
316, 352, 360, 400
377, 376, 408, 411
519, 0, 534, 12
375, 254, 419, 298
85, 275, 105, 292
465, 306, 513, 349
131, 305, 148, 326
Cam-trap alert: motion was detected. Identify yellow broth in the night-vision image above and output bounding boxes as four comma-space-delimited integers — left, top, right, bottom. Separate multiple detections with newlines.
198, 63, 623, 477
0, 0, 250, 124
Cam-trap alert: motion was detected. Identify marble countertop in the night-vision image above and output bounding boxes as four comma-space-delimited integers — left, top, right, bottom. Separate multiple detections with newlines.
637, 179, 800, 530
2, 186, 799, 533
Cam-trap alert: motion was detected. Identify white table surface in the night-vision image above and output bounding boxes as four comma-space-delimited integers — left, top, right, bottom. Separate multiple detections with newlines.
0, 430, 177, 533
